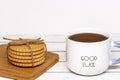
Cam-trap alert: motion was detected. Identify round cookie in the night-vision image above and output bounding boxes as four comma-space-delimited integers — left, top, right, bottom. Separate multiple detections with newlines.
9, 58, 45, 67
9, 44, 45, 53
8, 55, 45, 63
8, 48, 44, 56
8, 51, 45, 60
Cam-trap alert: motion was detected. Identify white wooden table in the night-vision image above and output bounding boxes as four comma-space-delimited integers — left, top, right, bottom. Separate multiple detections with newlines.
0, 34, 120, 80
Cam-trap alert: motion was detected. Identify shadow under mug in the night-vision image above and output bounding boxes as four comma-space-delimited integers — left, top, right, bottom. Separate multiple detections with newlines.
66, 29, 120, 76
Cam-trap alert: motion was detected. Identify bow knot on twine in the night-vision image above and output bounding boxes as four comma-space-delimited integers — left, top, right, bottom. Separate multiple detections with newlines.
3, 37, 44, 45
3, 37, 47, 67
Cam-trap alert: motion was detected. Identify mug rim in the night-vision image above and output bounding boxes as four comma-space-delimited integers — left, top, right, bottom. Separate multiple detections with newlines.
66, 29, 112, 43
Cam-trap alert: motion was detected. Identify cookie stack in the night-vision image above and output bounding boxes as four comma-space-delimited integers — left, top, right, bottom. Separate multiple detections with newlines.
5, 38, 47, 67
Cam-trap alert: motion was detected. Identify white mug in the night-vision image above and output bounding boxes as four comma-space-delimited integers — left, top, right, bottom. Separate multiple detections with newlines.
66, 29, 120, 76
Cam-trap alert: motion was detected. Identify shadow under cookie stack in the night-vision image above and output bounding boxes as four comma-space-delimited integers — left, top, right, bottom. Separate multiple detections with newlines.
4, 38, 47, 67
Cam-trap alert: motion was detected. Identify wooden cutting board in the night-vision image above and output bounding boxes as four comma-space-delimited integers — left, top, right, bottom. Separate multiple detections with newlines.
0, 44, 59, 80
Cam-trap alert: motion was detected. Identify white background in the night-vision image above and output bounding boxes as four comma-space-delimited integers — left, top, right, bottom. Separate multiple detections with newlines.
0, 0, 120, 35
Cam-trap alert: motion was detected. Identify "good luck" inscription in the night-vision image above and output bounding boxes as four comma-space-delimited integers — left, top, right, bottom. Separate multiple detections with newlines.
81, 56, 97, 67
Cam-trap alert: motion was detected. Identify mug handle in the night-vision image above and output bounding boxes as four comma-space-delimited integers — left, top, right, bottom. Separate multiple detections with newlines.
111, 58, 120, 64
111, 41, 120, 64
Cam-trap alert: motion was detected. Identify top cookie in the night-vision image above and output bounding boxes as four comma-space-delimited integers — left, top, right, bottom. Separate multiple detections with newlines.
7, 39, 45, 52
9, 44, 44, 52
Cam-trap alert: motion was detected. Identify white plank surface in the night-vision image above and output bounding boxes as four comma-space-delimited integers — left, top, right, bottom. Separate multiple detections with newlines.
47, 62, 120, 73
0, 34, 120, 80
2, 72, 120, 80
0, 34, 65, 43
37, 73, 120, 80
